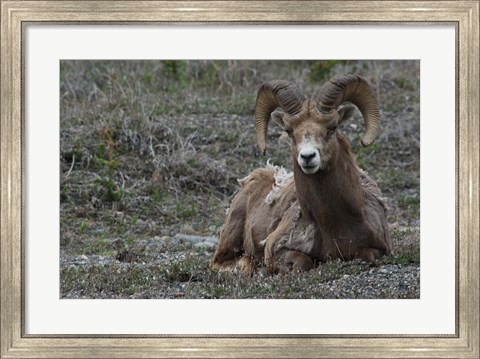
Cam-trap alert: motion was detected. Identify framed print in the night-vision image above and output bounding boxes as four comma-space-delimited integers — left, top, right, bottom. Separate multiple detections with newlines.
1, 1, 479, 358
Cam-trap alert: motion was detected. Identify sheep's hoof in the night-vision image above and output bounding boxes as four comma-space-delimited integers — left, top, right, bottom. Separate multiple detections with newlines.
211, 256, 257, 275
210, 258, 237, 271
237, 256, 257, 276
276, 250, 314, 274
358, 248, 381, 264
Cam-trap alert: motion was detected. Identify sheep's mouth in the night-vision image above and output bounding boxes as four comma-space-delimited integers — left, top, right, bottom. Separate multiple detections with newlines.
300, 164, 320, 174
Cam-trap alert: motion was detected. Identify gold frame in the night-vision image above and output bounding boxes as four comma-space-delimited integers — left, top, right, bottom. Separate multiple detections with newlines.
1, 1, 478, 358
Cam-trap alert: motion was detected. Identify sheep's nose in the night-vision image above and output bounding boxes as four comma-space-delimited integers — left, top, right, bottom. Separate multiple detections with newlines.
300, 152, 316, 163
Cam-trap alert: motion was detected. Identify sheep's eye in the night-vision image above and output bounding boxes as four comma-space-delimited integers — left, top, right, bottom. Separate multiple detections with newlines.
327, 126, 337, 139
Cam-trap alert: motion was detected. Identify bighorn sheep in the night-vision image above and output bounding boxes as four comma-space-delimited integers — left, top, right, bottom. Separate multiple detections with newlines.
211, 74, 392, 273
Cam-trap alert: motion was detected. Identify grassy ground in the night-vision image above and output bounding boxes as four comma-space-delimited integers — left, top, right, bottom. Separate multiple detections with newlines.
60, 60, 420, 299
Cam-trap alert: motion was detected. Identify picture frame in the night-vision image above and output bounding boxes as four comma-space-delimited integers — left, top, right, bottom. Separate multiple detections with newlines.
1, 1, 478, 358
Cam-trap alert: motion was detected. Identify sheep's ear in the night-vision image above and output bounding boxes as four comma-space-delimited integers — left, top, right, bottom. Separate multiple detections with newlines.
271, 111, 292, 145
278, 131, 292, 145
337, 104, 357, 125
271, 110, 287, 129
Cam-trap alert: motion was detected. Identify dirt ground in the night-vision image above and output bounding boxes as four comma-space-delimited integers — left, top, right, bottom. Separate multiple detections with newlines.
60, 60, 420, 299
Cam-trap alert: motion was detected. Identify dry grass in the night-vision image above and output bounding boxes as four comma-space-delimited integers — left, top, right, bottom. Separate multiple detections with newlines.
60, 60, 420, 298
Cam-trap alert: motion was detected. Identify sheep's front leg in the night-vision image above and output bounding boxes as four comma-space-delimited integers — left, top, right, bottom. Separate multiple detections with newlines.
262, 204, 314, 273
263, 233, 314, 274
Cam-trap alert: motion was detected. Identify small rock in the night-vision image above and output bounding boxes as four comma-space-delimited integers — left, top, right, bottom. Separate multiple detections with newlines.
203, 236, 219, 245
180, 224, 197, 235
194, 242, 216, 250
208, 225, 219, 233
174, 233, 204, 244
147, 243, 158, 250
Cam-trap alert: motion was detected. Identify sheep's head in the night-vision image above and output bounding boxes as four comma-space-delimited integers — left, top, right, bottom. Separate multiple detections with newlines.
255, 75, 380, 174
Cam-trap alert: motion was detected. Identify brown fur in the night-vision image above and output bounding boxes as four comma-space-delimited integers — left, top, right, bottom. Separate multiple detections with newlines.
211, 101, 392, 274
292, 134, 392, 262
211, 165, 300, 273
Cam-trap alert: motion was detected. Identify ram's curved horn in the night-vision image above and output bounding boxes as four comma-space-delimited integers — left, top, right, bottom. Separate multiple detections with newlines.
315, 74, 380, 147
255, 80, 305, 154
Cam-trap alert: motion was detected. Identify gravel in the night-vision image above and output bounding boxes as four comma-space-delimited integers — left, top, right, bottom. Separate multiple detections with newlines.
60, 232, 420, 299
317, 264, 419, 299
